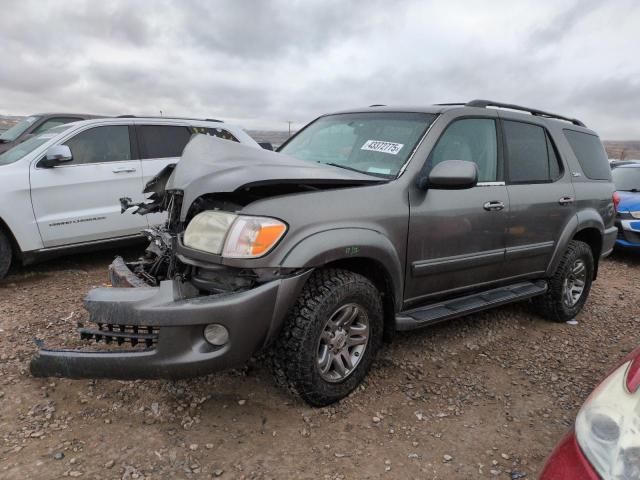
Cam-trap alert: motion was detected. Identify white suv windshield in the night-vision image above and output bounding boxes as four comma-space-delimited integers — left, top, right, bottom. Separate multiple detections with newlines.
279, 112, 436, 178
0, 124, 71, 166
0, 116, 40, 142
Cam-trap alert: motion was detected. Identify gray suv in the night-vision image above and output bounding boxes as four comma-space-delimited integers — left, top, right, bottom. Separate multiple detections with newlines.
0, 113, 99, 154
31, 100, 617, 406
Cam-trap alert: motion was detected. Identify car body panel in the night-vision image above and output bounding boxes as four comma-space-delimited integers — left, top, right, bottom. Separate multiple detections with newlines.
539, 430, 599, 480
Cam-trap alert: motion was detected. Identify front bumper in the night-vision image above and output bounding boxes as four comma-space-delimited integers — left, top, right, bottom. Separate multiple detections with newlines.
539, 430, 599, 480
615, 219, 640, 248
30, 268, 312, 379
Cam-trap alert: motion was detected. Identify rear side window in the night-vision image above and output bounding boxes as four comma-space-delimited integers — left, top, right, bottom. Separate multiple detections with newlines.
63, 126, 131, 165
429, 118, 498, 182
563, 130, 611, 180
138, 125, 192, 159
503, 120, 562, 183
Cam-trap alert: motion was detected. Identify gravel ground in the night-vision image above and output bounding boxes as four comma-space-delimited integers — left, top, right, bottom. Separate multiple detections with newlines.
1, 248, 639, 479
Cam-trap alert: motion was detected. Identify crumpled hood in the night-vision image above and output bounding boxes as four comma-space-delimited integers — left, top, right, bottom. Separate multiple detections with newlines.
167, 135, 384, 220
617, 190, 640, 212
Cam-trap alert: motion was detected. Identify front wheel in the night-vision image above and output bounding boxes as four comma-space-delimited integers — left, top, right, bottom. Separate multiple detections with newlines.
532, 240, 594, 322
272, 268, 384, 406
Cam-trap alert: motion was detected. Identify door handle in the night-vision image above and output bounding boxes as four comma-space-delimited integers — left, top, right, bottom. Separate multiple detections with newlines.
483, 201, 505, 211
558, 196, 574, 205
112, 167, 136, 174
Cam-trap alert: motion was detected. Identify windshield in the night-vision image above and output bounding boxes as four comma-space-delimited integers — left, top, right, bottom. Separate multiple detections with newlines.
279, 112, 437, 178
0, 116, 40, 142
612, 167, 640, 192
0, 124, 71, 166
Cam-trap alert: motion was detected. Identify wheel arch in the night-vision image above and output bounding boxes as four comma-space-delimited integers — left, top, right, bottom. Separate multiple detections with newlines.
546, 211, 604, 279
0, 216, 22, 260
279, 228, 404, 339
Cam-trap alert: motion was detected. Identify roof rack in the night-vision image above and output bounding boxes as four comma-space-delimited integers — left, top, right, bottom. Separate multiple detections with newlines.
115, 115, 223, 123
465, 99, 585, 127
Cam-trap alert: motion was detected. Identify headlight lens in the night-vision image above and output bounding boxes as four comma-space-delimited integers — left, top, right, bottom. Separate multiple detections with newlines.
575, 361, 640, 479
631, 211, 640, 219
183, 211, 287, 258
183, 211, 237, 254
222, 215, 287, 258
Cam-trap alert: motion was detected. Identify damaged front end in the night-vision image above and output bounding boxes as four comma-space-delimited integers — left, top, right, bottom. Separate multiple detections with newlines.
30, 269, 312, 379
30, 136, 382, 380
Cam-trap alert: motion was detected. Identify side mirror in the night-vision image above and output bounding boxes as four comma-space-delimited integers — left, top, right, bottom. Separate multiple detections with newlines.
258, 142, 274, 151
40, 145, 73, 168
419, 160, 478, 190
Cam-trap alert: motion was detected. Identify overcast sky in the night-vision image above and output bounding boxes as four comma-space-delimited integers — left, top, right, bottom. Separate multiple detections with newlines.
1, 0, 639, 138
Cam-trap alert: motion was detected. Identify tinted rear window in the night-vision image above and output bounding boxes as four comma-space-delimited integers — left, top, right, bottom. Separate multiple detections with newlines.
563, 130, 611, 180
138, 125, 192, 159
503, 120, 562, 183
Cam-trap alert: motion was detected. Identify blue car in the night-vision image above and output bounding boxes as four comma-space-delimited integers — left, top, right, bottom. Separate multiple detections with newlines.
613, 163, 640, 248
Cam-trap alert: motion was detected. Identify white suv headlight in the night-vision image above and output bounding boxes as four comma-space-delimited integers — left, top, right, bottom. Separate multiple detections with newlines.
575, 361, 640, 479
183, 211, 287, 258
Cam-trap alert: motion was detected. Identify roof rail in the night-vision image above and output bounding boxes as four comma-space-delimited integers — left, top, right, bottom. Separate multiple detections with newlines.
115, 115, 223, 123
369, 104, 386, 107
465, 99, 585, 127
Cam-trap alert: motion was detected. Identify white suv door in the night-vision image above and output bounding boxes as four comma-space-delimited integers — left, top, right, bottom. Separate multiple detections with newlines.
30, 124, 147, 247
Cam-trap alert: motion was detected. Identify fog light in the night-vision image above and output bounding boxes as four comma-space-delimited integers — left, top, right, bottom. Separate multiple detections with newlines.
203, 324, 229, 346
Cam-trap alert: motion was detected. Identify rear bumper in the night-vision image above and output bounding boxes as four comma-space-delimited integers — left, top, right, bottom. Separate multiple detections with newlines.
30, 268, 312, 379
602, 225, 619, 256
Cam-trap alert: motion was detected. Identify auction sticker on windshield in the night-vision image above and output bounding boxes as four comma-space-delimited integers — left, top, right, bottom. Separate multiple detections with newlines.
361, 140, 404, 155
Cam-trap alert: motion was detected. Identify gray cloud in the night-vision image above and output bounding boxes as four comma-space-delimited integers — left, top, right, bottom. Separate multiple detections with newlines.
0, 0, 639, 138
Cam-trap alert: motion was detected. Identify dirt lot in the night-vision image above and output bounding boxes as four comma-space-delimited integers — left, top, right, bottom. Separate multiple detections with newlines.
1, 248, 639, 479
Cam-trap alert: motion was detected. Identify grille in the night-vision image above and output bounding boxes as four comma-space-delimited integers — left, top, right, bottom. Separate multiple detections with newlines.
79, 323, 159, 348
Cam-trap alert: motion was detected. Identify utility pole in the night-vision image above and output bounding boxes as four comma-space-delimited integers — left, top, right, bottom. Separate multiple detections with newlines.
287, 121, 292, 137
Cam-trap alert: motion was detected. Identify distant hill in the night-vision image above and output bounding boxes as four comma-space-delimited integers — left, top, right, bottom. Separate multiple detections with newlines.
247, 130, 292, 148
603, 141, 640, 161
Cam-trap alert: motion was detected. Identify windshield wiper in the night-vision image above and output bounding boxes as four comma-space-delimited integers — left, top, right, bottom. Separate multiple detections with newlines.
323, 162, 391, 179
619, 189, 640, 192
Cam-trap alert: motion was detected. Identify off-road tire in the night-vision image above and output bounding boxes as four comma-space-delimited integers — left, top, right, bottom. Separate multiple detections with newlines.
272, 268, 384, 406
532, 240, 594, 322
0, 229, 12, 279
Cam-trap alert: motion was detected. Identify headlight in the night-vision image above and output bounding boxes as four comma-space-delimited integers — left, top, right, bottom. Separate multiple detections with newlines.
183, 210, 287, 258
183, 211, 237, 254
631, 211, 640, 219
575, 361, 640, 479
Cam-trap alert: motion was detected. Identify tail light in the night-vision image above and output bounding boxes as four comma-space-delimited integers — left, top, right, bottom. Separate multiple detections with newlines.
613, 191, 621, 212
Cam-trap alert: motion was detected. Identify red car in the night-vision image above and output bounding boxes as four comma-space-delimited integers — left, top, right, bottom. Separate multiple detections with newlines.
540, 347, 640, 479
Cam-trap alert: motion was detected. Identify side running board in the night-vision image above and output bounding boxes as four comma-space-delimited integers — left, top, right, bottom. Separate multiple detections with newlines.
396, 280, 547, 331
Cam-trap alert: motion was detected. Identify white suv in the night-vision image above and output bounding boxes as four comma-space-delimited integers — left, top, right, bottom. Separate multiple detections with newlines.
0, 116, 260, 278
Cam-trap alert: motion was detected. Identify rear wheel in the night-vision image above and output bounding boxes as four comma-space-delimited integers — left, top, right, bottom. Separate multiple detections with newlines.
272, 269, 383, 406
532, 240, 594, 322
0, 229, 12, 279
